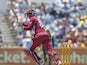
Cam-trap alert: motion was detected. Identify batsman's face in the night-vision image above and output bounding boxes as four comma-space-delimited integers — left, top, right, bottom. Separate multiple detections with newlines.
27, 13, 32, 18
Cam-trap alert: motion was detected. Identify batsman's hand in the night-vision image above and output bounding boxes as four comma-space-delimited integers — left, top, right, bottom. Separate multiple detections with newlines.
22, 22, 28, 30
22, 22, 29, 26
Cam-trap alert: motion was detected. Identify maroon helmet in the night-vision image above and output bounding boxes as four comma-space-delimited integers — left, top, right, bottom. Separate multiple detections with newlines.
27, 9, 35, 14
26, 9, 35, 18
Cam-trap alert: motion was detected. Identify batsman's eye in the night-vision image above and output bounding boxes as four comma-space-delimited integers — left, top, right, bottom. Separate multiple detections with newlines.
27, 13, 32, 15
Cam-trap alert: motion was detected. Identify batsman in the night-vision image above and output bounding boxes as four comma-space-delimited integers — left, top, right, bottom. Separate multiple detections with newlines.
23, 8, 62, 65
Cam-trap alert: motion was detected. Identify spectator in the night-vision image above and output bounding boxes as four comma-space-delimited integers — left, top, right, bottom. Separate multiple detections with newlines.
0, 36, 3, 43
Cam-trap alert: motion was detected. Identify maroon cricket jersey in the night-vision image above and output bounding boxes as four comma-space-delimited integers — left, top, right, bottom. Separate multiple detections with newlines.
24, 16, 47, 37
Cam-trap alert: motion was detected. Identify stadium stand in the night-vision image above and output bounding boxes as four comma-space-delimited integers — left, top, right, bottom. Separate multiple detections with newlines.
5, 0, 87, 48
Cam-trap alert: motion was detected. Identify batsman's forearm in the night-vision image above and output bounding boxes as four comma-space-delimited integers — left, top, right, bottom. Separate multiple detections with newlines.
24, 25, 32, 30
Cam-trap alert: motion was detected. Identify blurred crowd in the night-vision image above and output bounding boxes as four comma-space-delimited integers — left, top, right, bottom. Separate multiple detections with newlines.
0, 29, 3, 44
6, 0, 87, 48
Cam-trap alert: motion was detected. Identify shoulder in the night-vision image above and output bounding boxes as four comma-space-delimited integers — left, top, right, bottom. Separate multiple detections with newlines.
30, 17, 38, 21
